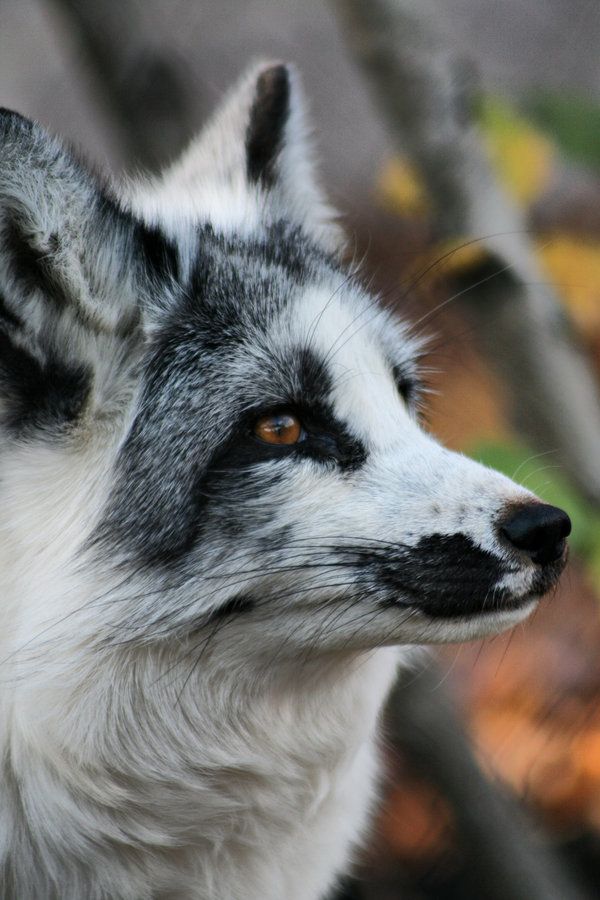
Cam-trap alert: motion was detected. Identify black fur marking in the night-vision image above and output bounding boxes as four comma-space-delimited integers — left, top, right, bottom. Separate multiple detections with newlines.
207, 595, 255, 622
96, 336, 365, 568
211, 406, 365, 473
0, 108, 35, 132
3, 216, 69, 309
0, 330, 91, 436
259, 525, 293, 552
0, 289, 23, 329
191, 221, 332, 303
246, 65, 290, 187
371, 533, 508, 618
134, 221, 180, 284
199, 347, 366, 476
180, 223, 334, 359
258, 221, 334, 280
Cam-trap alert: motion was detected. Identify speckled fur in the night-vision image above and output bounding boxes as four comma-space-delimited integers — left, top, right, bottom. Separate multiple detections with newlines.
0, 64, 559, 899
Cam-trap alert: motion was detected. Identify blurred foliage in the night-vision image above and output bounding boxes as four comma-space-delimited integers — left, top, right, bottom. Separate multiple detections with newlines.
478, 95, 555, 203
379, 92, 600, 213
378, 93, 556, 214
525, 93, 600, 174
386, 232, 600, 350
378, 157, 431, 217
538, 237, 600, 337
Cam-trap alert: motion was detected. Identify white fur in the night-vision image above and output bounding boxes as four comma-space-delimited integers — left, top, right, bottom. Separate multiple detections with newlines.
0, 64, 556, 899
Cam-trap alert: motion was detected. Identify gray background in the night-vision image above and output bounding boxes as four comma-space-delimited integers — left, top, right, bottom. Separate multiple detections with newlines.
1, 0, 599, 208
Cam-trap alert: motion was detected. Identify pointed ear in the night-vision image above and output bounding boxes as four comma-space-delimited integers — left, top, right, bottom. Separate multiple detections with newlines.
142, 62, 343, 253
0, 111, 156, 439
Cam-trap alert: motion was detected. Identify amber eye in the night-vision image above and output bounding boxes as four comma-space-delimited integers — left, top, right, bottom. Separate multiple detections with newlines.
253, 412, 303, 445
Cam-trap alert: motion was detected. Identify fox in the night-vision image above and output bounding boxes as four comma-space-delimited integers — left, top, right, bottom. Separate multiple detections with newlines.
0, 62, 570, 899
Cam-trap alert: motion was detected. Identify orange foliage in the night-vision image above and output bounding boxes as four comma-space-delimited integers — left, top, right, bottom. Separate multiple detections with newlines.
379, 780, 454, 862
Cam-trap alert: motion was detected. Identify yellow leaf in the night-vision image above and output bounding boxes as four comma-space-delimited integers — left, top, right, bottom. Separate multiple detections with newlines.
536, 236, 600, 334
481, 97, 555, 204
378, 97, 556, 216
377, 158, 430, 217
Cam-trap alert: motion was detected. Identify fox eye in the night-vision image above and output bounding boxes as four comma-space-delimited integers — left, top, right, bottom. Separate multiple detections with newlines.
392, 365, 416, 406
397, 378, 413, 404
253, 411, 303, 445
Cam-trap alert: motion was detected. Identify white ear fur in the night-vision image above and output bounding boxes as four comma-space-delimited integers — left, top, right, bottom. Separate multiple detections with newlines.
0, 111, 150, 437
0, 111, 141, 326
128, 62, 344, 253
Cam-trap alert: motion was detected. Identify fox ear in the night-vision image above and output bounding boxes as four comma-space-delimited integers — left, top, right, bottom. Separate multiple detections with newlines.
142, 63, 343, 252
0, 111, 157, 439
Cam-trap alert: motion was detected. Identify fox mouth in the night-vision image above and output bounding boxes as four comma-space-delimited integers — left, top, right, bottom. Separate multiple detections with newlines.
409, 568, 563, 619
384, 583, 541, 621
372, 533, 567, 620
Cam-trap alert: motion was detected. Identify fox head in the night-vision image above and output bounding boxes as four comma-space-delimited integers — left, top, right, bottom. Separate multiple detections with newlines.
0, 64, 569, 669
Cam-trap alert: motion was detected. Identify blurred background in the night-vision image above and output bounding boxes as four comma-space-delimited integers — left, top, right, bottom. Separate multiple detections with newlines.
3, 1, 600, 897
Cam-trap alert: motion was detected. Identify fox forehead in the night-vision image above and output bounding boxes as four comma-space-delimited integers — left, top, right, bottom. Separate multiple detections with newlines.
279, 282, 423, 446
142, 221, 422, 455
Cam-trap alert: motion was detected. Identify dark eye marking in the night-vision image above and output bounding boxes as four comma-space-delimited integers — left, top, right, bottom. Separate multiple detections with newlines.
392, 363, 417, 405
206, 404, 366, 475
244, 404, 364, 470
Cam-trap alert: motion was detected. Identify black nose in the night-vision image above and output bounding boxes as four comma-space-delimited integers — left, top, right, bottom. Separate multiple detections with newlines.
499, 503, 571, 565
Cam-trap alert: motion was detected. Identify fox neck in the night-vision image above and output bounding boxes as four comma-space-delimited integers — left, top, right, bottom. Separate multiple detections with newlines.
2, 641, 400, 899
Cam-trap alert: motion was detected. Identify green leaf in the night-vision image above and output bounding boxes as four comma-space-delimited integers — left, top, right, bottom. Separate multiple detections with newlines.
523, 92, 600, 173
